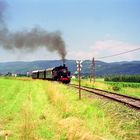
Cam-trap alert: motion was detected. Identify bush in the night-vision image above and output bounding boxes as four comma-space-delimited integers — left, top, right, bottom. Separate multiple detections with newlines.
112, 86, 121, 91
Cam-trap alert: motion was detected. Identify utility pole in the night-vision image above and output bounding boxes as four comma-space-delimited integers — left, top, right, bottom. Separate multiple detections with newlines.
76, 60, 83, 100
90, 57, 96, 83
92, 57, 96, 83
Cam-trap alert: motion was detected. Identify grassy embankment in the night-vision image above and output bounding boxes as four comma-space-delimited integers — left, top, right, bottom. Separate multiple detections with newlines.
0, 77, 140, 140
71, 78, 140, 98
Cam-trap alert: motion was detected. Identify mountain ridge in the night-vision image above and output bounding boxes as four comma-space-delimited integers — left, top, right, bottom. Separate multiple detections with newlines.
0, 60, 140, 76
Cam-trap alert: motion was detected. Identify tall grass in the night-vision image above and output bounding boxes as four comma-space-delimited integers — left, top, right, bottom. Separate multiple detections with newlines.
18, 95, 37, 140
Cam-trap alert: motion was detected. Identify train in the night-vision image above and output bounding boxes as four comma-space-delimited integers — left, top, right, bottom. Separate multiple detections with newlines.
31, 64, 71, 84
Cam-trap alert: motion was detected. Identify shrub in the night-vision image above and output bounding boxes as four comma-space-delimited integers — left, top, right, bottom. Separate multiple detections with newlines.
112, 86, 121, 91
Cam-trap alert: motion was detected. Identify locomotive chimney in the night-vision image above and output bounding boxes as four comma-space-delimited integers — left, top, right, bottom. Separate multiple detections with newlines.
62, 58, 66, 67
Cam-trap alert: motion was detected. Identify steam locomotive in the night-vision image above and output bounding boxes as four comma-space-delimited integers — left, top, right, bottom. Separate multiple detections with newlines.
32, 64, 71, 84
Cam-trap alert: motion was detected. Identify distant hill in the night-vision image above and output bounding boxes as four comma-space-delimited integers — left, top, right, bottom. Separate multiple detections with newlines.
0, 60, 140, 76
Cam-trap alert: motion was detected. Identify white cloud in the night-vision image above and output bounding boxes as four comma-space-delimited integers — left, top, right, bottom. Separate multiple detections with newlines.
68, 39, 140, 62
90, 39, 140, 61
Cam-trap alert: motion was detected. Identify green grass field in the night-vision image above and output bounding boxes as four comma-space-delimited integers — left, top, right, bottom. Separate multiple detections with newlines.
0, 77, 140, 140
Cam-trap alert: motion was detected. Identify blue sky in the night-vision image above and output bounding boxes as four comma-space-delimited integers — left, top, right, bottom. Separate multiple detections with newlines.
0, 0, 140, 62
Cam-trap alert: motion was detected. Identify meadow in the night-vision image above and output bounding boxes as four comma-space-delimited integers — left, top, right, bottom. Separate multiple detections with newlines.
0, 77, 140, 140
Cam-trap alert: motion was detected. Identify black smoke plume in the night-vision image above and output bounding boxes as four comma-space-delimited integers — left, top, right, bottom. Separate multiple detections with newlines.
0, 0, 67, 61
0, 27, 67, 60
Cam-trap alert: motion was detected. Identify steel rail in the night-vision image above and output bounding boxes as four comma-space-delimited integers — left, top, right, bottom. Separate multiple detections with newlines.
70, 84, 140, 100
69, 84, 140, 110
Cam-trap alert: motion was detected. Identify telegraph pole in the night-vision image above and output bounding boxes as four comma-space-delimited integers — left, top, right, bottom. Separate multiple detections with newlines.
90, 57, 96, 83
92, 57, 96, 83
76, 60, 83, 100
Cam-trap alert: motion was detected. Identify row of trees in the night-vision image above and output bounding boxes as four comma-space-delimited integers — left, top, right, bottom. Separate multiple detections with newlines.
104, 75, 140, 83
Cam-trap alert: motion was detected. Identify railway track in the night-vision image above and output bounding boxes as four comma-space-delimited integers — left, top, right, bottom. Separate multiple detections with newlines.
70, 84, 140, 110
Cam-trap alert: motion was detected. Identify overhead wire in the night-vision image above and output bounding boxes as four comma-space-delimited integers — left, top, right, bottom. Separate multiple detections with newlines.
97, 47, 140, 59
